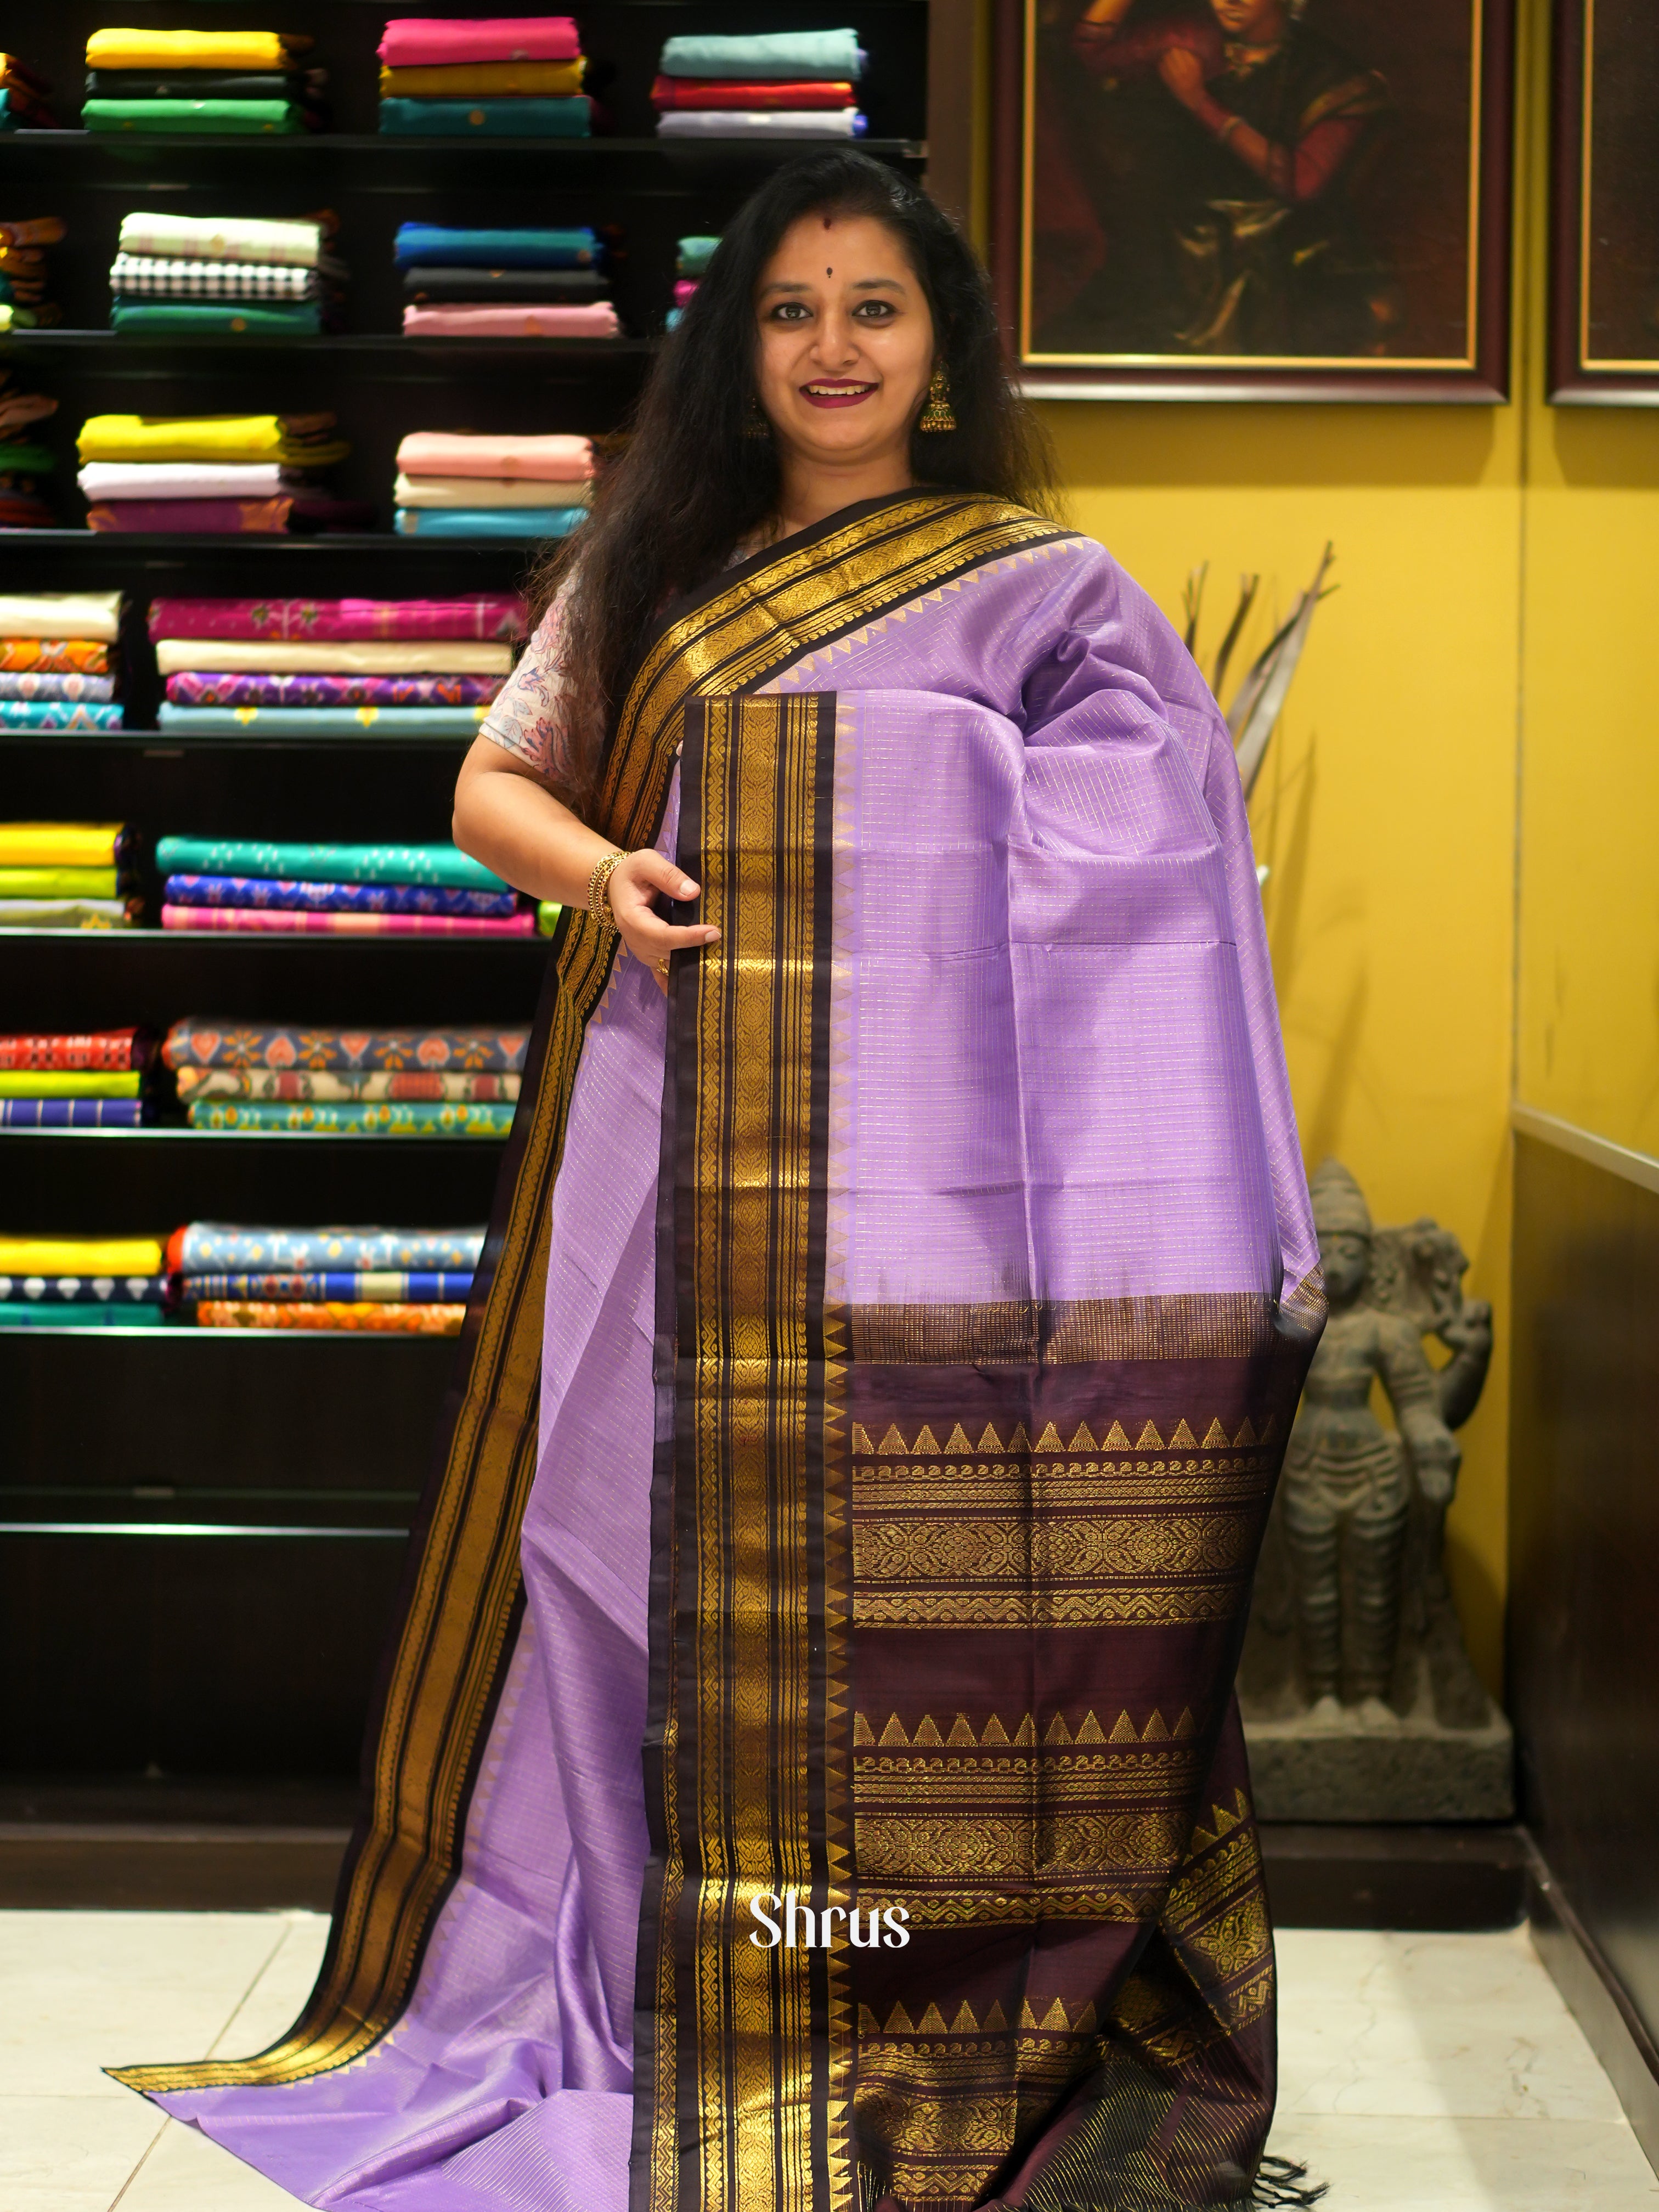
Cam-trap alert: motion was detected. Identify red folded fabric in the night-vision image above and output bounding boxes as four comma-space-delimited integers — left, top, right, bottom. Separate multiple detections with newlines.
88, 498, 292, 535
0, 1028, 149, 1071
651, 76, 855, 109
161, 905, 539, 936
378, 16, 580, 67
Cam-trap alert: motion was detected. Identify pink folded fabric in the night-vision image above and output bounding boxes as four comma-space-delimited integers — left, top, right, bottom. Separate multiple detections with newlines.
673, 280, 698, 307
394, 431, 592, 482
162, 905, 538, 937
401, 302, 620, 338
378, 16, 580, 66
148, 596, 526, 642
87, 498, 291, 534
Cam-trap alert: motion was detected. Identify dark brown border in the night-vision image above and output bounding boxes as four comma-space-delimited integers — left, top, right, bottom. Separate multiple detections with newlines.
1549, 0, 1659, 404
991, 0, 1516, 404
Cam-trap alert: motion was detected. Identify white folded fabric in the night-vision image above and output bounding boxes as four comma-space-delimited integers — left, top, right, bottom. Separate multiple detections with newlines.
656, 109, 861, 137
116, 212, 323, 269
154, 639, 514, 676
392, 472, 594, 510
78, 463, 292, 501
0, 592, 124, 642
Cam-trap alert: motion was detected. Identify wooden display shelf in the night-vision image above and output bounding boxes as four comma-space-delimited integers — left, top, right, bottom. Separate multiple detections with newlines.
0, 131, 926, 160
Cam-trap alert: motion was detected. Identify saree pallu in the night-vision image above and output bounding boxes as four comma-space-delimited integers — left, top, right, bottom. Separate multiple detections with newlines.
120, 493, 1323, 2212
162, 1016, 527, 1073
165, 674, 503, 709
149, 595, 525, 642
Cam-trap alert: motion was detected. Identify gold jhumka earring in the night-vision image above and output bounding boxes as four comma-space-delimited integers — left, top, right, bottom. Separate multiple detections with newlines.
743, 396, 770, 438
917, 365, 956, 432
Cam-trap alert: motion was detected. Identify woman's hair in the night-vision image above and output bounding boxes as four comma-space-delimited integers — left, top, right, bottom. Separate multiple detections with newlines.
526, 148, 1055, 804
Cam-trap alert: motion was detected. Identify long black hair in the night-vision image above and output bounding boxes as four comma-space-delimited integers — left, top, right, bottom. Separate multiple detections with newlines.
527, 148, 1055, 804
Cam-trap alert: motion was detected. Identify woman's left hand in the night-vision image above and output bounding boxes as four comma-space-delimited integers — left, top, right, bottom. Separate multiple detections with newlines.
607, 848, 719, 996
1158, 46, 1207, 107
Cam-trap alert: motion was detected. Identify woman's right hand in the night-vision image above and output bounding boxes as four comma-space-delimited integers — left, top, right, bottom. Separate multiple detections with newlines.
606, 849, 720, 994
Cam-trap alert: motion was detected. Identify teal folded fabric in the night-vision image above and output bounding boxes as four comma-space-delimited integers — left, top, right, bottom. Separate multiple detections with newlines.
0, 1306, 167, 1327
157, 704, 489, 735
83, 99, 307, 134
0, 701, 125, 731
677, 236, 720, 276
393, 224, 598, 269
187, 1100, 516, 1136
111, 301, 323, 336
154, 837, 508, 890
395, 507, 586, 540
379, 96, 590, 136
658, 29, 863, 78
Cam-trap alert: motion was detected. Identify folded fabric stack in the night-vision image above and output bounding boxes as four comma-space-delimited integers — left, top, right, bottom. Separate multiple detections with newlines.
0, 366, 58, 527
652, 29, 866, 138
83, 27, 321, 134
163, 1014, 528, 1136
394, 430, 591, 539
157, 837, 532, 936
396, 223, 617, 341
0, 1234, 168, 1327
0, 821, 137, 930
77, 412, 362, 535
379, 15, 590, 137
0, 53, 61, 132
668, 233, 719, 330
0, 1026, 155, 1129
106, 210, 344, 340
170, 1221, 484, 1333
0, 215, 65, 331
0, 594, 125, 730
149, 594, 522, 737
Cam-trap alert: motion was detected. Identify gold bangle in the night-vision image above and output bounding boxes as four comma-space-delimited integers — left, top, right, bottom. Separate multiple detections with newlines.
587, 848, 624, 936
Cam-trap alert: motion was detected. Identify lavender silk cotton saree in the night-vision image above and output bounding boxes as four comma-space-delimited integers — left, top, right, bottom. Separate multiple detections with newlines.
114, 492, 1325, 2212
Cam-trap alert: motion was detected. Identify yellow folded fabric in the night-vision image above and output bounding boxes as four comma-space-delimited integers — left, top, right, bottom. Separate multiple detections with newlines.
0, 1236, 165, 1274
77, 415, 349, 466
0, 868, 119, 899
379, 59, 584, 96
86, 29, 309, 70
0, 1071, 140, 1098
0, 822, 125, 866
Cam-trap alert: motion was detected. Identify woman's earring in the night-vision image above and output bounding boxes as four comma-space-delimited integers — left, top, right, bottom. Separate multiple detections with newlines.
918, 365, 956, 433
743, 396, 770, 439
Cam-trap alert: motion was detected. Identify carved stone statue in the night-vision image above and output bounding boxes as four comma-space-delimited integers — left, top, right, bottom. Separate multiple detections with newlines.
1239, 1159, 1512, 1820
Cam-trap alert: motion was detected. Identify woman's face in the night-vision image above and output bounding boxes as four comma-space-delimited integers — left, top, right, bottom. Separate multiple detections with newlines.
753, 211, 936, 471
1210, 0, 1289, 37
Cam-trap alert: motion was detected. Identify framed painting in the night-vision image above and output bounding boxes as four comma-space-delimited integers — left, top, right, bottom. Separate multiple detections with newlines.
1550, 0, 1659, 403
991, 0, 1515, 400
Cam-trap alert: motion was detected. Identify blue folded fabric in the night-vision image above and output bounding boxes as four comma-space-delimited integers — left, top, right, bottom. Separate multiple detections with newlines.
379, 97, 590, 137
394, 507, 586, 540
658, 29, 865, 78
0, 699, 125, 731
0, 1099, 144, 1127
182, 1271, 474, 1303
157, 704, 492, 736
393, 224, 600, 270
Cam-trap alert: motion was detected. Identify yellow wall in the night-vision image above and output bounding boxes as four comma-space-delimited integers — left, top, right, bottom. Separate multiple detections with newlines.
987, 0, 1613, 1693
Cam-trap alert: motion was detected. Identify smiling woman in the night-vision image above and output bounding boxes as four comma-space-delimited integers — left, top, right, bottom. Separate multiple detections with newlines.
116, 150, 1327, 2212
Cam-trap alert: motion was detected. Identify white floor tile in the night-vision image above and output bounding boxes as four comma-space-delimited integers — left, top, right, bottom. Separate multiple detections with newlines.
1276, 1926, 1627, 2121
0, 1912, 291, 2100
117, 2117, 308, 2210
1265, 2113, 1659, 2209
206, 1913, 330, 2064
0, 2091, 162, 2207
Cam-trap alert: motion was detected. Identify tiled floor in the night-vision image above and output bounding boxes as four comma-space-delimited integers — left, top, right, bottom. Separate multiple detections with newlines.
1, 1913, 1655, 2209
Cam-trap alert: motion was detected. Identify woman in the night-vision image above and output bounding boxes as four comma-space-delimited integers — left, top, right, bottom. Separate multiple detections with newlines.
1043, 0, 1392, 356
117, 151, 1324, 2212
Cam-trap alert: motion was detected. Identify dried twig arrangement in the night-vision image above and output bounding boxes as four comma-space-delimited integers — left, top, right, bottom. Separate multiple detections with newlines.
1185, 544, 1336, 800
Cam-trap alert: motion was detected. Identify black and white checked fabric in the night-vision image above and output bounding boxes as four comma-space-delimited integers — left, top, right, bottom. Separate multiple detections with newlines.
108, 253, 328, 299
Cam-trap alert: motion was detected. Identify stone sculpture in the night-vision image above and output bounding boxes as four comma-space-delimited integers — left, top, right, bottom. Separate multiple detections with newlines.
1239, 1159, 1513, 1820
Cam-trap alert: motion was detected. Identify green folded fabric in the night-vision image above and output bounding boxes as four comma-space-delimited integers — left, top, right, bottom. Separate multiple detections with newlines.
111, 301, 323, 336
379, 96, 589, 137
537, 900, 562, 935
154, 837, 506, 890
83, 99, 307, 134
0, 1071, 140, 1098
677, 236, 720, 276
187, 1100, 516, 1136
0, 443, 53, 473
0, 867, 119, 899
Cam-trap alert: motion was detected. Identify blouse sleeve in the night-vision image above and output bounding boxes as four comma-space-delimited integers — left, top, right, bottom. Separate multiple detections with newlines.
479, 572, 575, 782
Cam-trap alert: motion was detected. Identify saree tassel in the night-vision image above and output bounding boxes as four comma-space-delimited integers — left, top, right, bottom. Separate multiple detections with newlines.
1251, 2154, 1329, 2207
